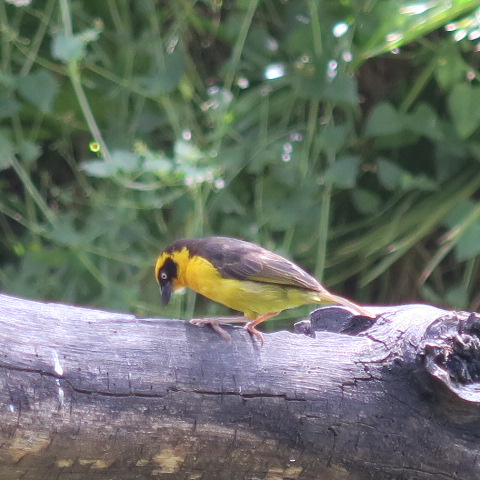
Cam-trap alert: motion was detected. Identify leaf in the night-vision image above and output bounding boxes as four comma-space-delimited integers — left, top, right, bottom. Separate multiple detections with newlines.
323, 74, 358, 106
143, 157, 172, 174
444, 201, 480, 261
434, 121, 469, 181
323, 155, 361, 189
445, 285, 468, 310
81, 160, 116, 178
51, 30, 100, 64
17, 70, 60, 113
376, 158, 407, 191
82, 151, 141, 177
51, 34, 86, 63
435, 42, 466, 90
174, 140, 203, 163
468, 142, 480, 162
0, 128, 14, 170
401, 173, 437, 192
110, 150, 141, 173
364, 102, 404, 137
0, 71, 16, 88
447, 83, 480, 139
315, 123, 352, 155
0, 96, 20, 119
378, 158, 437, 192
456, 220, 480, 261
351, 189, 381, 215
18, 140, 41, 165
406, 103, 443, 141
136, 45, 185, 95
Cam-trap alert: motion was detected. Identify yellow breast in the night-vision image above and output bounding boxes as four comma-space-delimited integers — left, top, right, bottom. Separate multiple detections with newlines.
178, 254, 316, 319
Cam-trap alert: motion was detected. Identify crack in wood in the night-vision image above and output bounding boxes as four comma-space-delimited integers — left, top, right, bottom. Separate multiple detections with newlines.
0, 362, 307, 402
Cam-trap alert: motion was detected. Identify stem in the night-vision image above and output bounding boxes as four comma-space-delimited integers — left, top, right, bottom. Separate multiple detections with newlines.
67, 63, 112, 163
20, 0, 56, 76
225, 0, 259, 91
59, 0, 112, 162
399, 59, 435, 114
300, 100, 319, 176
308, 0, 323, 58
10, 157, 55, 225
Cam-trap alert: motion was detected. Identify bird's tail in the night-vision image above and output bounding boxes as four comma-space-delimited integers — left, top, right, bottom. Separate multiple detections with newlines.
315, 290, 375, 318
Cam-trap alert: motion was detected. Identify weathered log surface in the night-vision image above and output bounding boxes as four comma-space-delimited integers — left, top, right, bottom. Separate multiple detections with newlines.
1, 292, 480, 480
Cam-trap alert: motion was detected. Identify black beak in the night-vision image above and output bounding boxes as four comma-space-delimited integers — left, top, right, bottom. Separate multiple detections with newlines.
161, 282, 172, 306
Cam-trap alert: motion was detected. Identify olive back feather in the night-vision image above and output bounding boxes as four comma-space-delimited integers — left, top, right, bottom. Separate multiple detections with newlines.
165, 237, 322, 292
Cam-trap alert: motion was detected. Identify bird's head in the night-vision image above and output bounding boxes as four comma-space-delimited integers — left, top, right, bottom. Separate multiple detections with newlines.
155, 242, 191, 306
155, 253, 179, 307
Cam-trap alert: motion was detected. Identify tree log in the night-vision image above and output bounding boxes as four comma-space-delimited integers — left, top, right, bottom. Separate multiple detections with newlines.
1, 292, 480, 479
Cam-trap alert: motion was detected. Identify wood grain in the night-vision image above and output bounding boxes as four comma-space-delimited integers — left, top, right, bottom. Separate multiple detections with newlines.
0, 293, 479, 479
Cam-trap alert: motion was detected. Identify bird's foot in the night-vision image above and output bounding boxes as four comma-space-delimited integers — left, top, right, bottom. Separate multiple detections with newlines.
244, 323, 264, 346
190, 316, 249, 341
242, 312, 278, 346
190, 314, 276, 346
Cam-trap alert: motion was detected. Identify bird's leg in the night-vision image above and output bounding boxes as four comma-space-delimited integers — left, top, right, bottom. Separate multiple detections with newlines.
189, 316, 250, 340
244, 312, 278, 346
190, 314, 278, 345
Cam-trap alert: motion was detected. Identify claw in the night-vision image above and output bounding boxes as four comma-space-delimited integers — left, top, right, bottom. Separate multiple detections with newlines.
189, 317, 242, 341
244, 323, 264, 346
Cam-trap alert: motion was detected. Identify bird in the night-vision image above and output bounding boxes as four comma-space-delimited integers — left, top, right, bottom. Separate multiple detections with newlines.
155, 236, 375, 344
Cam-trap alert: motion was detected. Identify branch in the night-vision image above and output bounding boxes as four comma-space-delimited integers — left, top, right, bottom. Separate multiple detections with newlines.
0, 293, 479, 479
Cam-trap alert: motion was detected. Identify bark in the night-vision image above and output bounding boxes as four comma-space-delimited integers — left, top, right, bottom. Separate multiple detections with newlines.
0, 292, 479, 480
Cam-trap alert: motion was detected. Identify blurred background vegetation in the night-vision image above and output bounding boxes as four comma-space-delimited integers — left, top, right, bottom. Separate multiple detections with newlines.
1, 0, 480, 326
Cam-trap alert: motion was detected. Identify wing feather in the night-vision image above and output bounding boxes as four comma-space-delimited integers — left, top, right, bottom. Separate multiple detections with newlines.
181, 237, 322, 292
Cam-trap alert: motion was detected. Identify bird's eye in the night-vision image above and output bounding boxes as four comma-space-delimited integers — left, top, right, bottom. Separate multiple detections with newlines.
160, 272, 168, 280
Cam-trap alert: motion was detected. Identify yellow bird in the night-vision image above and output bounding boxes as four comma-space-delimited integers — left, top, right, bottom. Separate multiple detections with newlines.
155, 236, 374, 343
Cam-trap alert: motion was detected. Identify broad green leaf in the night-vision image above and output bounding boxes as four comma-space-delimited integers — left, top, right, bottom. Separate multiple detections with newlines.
143, 157, 172, 174
315, 124, 352, 155
324, 155, 361, 189
18, 140, 41, 165
445, 285, 469, 310
0, 96, 20, 119
406, 103, 443, 141
444, 201, 473, 228
377, 158, 407, 190
136, 45, 185, 95
447, 83, 480, 139
435, 42, 466, 90
52, 34, 86, 63
456, 220, 480, 261
81, 160, 116, 178
468, 142, 480, 161
351, 189, 381, 215
0, 128, 14, 170
444, 201, 480, 261
174, 140, 203, 163
379, 158, 437, 191
81, 151, 141, 177
0, 71, 15, 88
51, 30, 99, 63
323, 74, 358, 106
434, 120, 469, 181
17, 71, 60, 113
110, 150, 141, 173
401, 173, 437, 192
364, 102, 404, 137
50, 217, 84, 247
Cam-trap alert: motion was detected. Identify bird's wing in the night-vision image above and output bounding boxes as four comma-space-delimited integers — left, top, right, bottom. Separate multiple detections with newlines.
190, 237, 322, 292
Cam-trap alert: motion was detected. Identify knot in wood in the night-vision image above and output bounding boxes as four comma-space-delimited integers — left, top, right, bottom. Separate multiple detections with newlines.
422, 312, 480, 402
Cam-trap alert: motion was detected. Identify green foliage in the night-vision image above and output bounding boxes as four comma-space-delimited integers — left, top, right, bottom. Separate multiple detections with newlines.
1, 0, 480, 321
